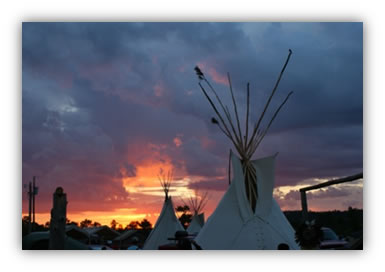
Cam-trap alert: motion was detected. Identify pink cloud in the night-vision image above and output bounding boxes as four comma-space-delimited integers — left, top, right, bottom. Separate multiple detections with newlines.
197, 61, 228, 85
173, 136, 182, 147
207, 67, 228, 85
153, 82, 165, 97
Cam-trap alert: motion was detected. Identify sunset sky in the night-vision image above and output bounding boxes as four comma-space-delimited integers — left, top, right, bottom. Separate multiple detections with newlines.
22, 22, 363, 227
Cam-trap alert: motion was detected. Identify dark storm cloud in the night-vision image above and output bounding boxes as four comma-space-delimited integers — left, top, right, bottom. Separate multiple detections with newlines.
173, 138, 226, 177
22, 22, 362, 212
262, 124, 363, 186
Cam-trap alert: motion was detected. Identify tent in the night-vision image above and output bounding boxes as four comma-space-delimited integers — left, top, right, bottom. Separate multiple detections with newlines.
65, 225, 90, 244
185, 191, 209, 235
195, 152, 299, 249
142, 171, 184, 250
84, 226, 120, 243
187, 213, 205, 235
113, 229, 143, 249
193, 49, 299, 249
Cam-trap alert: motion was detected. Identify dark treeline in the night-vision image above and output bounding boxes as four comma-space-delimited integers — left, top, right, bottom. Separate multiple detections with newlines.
284, 207, 363, 238
22, 207, 363, 240
22, 216, 153, 237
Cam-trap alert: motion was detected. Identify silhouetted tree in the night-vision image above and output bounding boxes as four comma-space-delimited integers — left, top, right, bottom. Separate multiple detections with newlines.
176, 205, 190, 213
22, 216, 30, 236
80, 218, 92, 228
118, 224, 124, 232
175, 205, 192, 229
93, 221, 101, 227
110, 219, 118, 230
138, 219, 152, 230
65, 218, 79, 226
67, 221, 79, 226
284, 209, 363, 238
126, 221, 140, 229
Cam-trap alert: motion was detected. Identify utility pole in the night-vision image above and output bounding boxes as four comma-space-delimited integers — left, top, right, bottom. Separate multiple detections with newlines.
28, 181, 32, 234
32, 176, 36, 227
26, 176, 39, 233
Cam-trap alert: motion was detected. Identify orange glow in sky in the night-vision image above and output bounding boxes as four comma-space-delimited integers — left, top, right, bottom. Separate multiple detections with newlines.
22, 22, 363, 233
23, 178, 363, 227
22, 140, 363, 228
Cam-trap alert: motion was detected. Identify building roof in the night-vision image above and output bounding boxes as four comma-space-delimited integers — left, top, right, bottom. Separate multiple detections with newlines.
84, 226, 120, 237
114, 229, 138, 241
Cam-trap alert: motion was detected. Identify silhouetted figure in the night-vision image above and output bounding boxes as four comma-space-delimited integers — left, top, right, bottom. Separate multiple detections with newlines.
295, 220, 323, 250
159, 230, 202, 250
277, 243, 290, 250
175, 231, 192, 250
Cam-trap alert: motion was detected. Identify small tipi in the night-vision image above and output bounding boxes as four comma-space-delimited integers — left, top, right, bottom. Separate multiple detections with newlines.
142, 170, 184, 250
193, 49, 299, 249
185, 191, 209, 235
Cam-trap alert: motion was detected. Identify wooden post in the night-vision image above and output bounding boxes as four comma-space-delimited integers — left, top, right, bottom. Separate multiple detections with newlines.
300, 190, 308, 221
49, 187, 67, 250
298, 172, 362, 222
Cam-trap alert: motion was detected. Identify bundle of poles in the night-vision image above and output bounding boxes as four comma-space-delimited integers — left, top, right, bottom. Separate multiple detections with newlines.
182, 191, 209, 216
194, 49, 293, 212
158, 170, 173, 201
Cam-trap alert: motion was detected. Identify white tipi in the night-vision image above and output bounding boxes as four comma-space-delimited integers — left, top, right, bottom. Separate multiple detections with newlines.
185, 191, 209, 235
142, 171, 184, 250
193, 49, 299, 249
195, 151, 299, 249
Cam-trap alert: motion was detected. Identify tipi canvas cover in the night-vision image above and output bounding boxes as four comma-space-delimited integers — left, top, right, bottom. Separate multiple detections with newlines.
195, 152, 299, 250
187, 213, 204, 235
185, 191, 208, 235
143, 197, 184, 250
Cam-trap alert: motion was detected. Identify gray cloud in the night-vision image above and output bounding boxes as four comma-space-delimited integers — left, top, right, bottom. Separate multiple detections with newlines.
22, 22, 363, 212
188, 179, 228, 192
